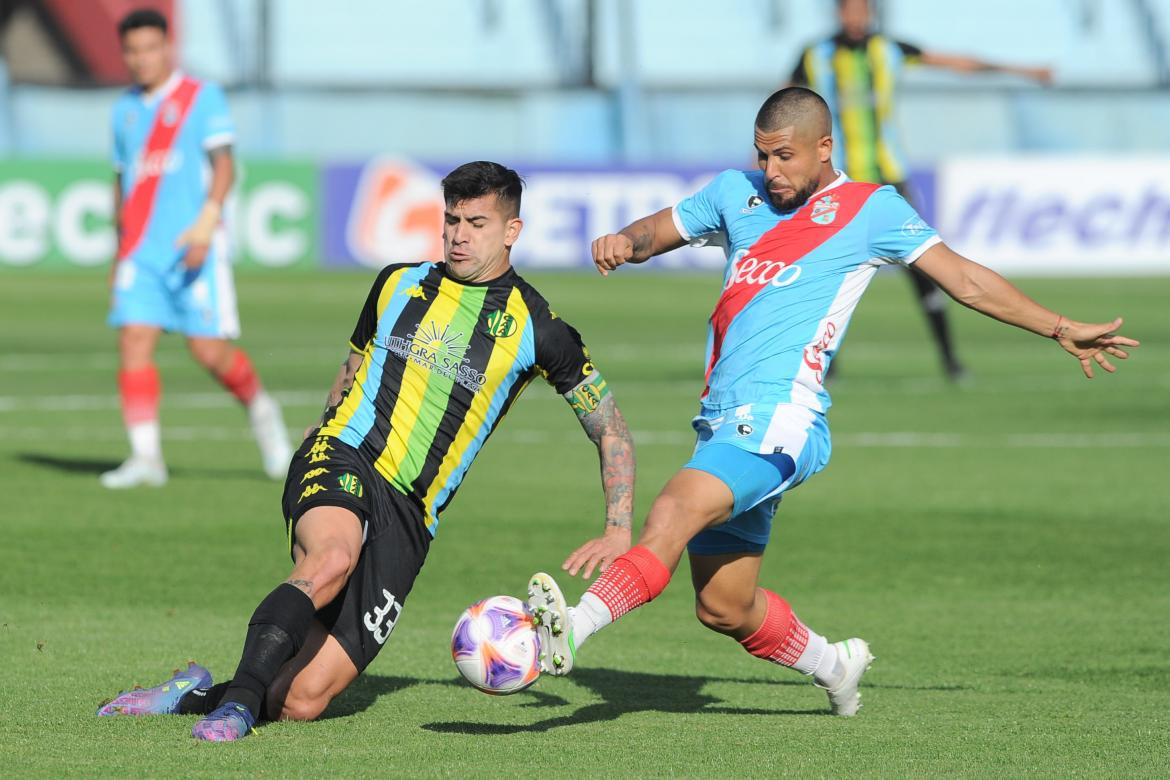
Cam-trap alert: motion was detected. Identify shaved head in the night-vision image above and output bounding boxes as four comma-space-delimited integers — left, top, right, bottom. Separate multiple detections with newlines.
752, 87, 836, 212
755, 87, 832, 139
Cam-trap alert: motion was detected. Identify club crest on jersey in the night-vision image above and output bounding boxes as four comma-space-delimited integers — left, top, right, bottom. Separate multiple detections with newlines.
162, 101, 181, 127
810, 195, 840, 225
742, 194, 764, 213
485, 309, 517, 338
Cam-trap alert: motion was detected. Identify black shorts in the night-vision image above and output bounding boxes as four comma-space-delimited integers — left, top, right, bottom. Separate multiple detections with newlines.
282, 434, 432, 672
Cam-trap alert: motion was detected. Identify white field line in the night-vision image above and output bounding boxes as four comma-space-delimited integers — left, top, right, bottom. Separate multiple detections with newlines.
4, 367, 1169, 414
2, 425, 1167, 449
0, 343, 703, 372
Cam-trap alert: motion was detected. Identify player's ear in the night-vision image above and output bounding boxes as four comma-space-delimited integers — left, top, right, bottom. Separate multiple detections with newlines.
818, 135, 833, 164
504, 217, 523, 248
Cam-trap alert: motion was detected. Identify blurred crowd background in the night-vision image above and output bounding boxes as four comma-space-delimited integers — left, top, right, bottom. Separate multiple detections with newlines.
1, 0, 1168, 276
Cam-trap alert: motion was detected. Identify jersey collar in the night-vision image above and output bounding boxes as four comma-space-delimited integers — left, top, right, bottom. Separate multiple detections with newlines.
812, 169, 850, 199
138, 70, 184, 106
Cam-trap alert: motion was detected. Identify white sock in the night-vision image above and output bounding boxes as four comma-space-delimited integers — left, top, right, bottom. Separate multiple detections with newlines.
127, 420, 162, 461
811, 642, 844, 688
790, 629, 830, 676
247, 389, 273, 417
569, 592, 612, 649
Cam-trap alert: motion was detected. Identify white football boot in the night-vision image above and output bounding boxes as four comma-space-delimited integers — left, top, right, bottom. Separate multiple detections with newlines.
526, 572, 576, 676
248, 392, 293, 480
99, 457, 168, 489
816, 637, 875, 716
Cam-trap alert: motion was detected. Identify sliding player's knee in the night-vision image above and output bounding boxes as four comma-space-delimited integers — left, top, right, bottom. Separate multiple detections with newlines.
279, 683, 331, 722
298, 544, 356, 604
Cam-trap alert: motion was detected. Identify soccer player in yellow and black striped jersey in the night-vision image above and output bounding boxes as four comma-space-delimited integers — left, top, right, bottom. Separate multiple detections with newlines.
790, 0, 1050, 381
97, 162, 637, 741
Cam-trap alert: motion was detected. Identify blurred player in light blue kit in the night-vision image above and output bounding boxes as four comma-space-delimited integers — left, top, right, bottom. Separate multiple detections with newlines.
102, 8, 291, 488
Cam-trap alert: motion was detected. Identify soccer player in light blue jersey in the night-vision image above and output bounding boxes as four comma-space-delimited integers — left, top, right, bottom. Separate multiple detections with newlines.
527, 87, 1139, 716
101, 9, 291, 488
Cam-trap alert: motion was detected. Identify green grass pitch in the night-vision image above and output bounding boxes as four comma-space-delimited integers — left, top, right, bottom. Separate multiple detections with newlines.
1, 269, 1167, 777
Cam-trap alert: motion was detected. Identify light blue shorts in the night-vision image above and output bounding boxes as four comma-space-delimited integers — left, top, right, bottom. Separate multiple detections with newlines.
108, 234, 239, 339
684, 402, 831, 555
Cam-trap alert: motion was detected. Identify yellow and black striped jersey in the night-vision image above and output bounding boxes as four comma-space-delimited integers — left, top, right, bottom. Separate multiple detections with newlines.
791, 33, 924, 186
317, 261, 596, 536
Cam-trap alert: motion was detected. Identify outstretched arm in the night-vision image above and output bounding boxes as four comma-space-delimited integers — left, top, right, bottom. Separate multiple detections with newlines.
592, 207, 687, 276
304, 350, 364, 439
919, 51, 1051, 83
561, 373, 636, 578
914, 243, 1139, 378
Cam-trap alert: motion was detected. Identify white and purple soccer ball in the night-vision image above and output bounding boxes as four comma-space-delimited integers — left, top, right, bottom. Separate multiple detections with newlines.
451, 595, 541, 695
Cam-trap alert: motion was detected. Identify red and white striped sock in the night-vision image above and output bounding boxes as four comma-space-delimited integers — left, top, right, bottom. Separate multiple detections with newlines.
739, 589, 838, 683
119, 365, 161, 461
572, 545, 672, 646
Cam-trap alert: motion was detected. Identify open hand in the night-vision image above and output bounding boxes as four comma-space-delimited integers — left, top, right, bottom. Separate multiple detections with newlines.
562, 526, 631, 579
1056, 317, 1140, 378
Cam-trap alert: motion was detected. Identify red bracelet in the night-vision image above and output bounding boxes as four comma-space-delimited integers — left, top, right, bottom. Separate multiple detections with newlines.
1049, 315, 1068, 339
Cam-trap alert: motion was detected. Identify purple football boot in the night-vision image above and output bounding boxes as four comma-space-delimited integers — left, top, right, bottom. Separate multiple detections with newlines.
191, 701, 256, 742
97, 661, 212, 716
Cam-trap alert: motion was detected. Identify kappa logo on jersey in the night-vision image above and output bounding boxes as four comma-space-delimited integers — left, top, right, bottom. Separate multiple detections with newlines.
299, 483, 327, 502
346, 158, 444, 269
485, 309, 517, 338
404, 284, 428, 301
301, 467, 329, 484
307, 436, 334, 463
386, 321, 488, 392
734, 403, 754, 421
810, 195, 840, 225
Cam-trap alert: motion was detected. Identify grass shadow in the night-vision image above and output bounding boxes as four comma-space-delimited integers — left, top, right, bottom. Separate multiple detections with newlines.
422, 668, 826, 734
17, 452, 121, 474
15, 452, 275, 482
330, 668, 973, 731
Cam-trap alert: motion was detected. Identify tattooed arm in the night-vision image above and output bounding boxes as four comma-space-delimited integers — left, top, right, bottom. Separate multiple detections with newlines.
304, 350, 364, 439
592, 207, 687, 276
561, 372, 636, 578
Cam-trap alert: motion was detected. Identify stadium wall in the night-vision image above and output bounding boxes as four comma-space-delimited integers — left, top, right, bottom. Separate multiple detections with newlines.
1, 157, 1167, 276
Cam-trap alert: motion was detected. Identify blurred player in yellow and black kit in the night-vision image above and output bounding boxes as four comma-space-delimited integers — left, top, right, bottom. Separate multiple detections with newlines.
97, 162, 636, 741
790, 0, 1051, 380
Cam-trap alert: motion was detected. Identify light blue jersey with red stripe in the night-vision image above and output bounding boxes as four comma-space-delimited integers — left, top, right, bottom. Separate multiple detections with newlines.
111, 72, 234, 269
673, 169, 939, 413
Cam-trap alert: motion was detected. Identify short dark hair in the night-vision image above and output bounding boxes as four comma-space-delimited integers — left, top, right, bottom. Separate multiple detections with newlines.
118, 8, 168, 38
441, 161, 523, 218
755, 87, 832, 137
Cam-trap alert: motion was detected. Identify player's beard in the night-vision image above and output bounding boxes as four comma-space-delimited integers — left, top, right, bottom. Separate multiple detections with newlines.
768, 177, 821, 213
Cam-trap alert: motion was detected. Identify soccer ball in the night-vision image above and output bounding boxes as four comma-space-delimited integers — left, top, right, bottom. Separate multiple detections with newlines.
451, 595, 541, 695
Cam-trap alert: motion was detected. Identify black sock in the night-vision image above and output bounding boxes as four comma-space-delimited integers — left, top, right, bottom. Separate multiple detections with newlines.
178, 681, 230, 715
219, 583, 316, 719
909, 266, 961, 371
